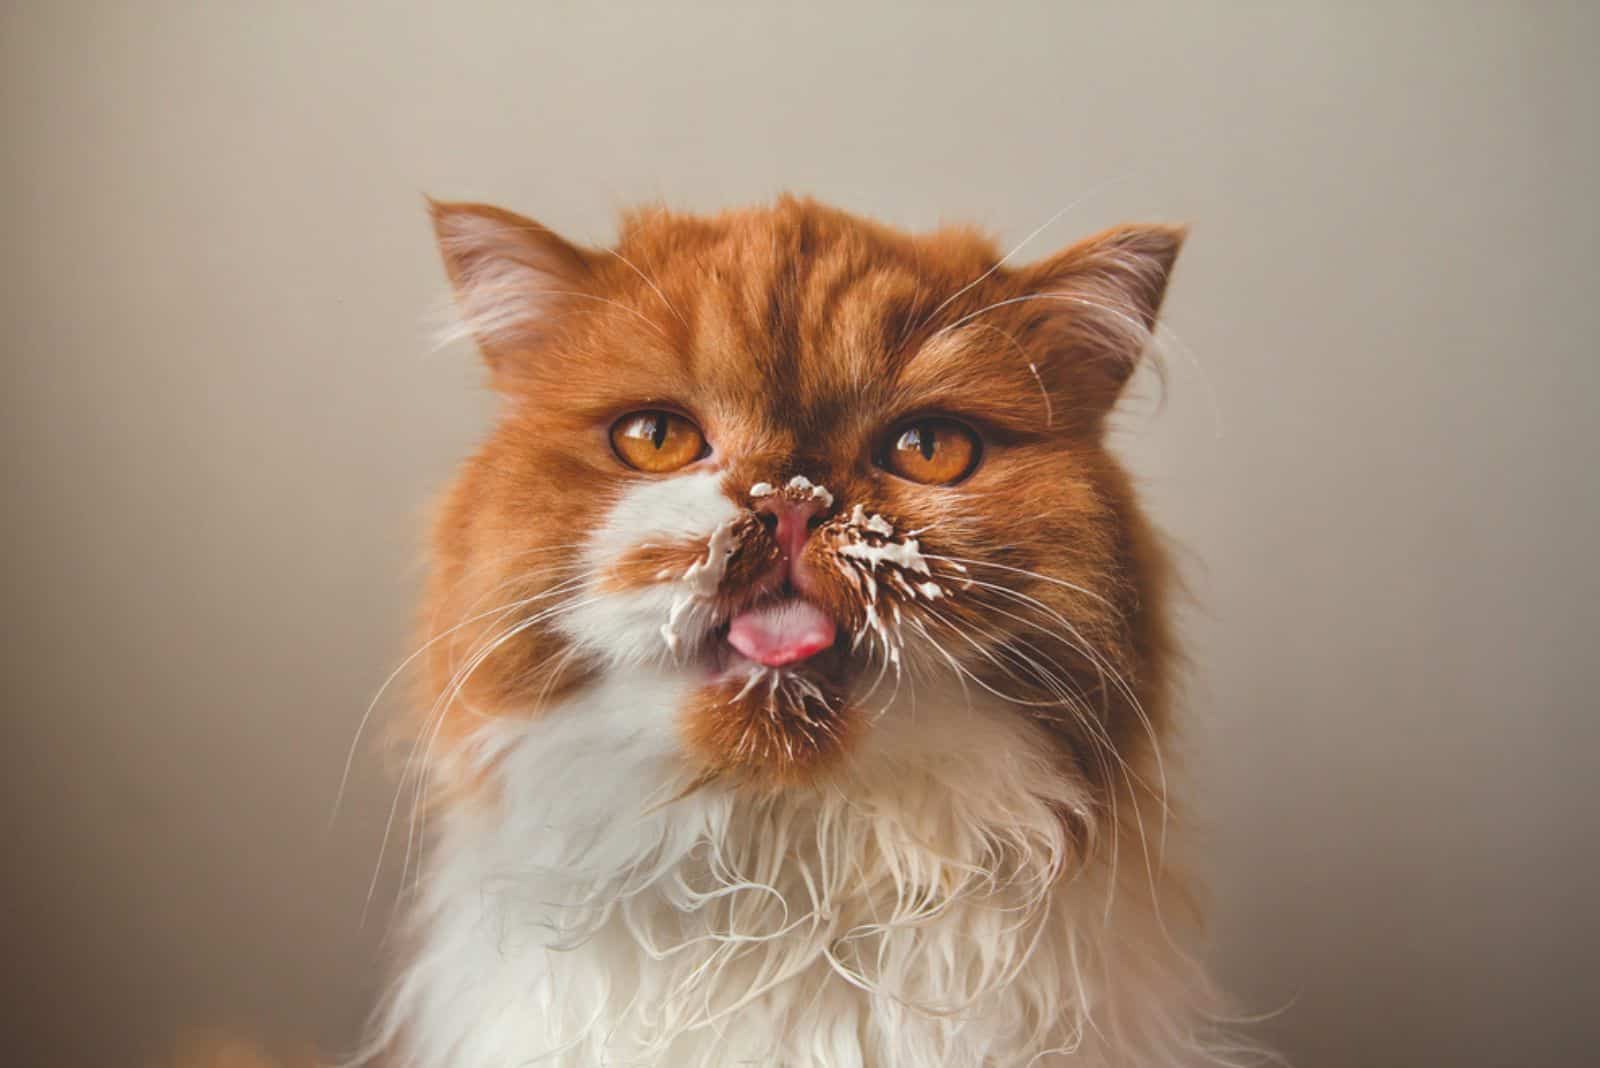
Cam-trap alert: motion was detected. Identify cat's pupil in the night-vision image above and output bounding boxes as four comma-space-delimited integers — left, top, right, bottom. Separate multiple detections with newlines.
917, 426, 936, 461
650, 415, 667, 449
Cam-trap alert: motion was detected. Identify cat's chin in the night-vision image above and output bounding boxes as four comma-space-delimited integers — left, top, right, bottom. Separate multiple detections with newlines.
680, 631, 860, 782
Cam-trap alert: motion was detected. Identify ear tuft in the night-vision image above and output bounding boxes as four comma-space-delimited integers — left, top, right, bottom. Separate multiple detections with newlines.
1019, 223, 1187, 406
427, 199, 593, 361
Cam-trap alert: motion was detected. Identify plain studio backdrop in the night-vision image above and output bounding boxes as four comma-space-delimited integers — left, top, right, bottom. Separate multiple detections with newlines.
4, 2, 1595, 1065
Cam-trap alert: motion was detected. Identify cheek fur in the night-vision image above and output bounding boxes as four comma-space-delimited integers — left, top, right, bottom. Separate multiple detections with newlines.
586, 468, 739, 565
560, 469, 741, 664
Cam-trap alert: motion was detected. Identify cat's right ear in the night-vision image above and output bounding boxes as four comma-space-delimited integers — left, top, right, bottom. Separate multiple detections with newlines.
428, 199, 595, 368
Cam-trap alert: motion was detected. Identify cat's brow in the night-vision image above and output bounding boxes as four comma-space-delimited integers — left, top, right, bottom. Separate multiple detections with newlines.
893, 327, 995, 393
877, 326, 1056, 433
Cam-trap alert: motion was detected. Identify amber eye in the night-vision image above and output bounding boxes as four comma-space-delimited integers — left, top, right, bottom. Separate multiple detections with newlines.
882, 418, 981, 485
610, 410, 708, 473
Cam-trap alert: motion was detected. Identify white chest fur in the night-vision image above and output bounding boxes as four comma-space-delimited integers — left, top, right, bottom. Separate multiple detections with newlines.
374, 670, 1224, 1067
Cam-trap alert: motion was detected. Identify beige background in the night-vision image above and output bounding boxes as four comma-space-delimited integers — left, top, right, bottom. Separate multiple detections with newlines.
4, 2, 1596, 1065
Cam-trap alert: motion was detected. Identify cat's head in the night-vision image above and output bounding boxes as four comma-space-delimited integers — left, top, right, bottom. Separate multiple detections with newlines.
423, 196, 1182, 788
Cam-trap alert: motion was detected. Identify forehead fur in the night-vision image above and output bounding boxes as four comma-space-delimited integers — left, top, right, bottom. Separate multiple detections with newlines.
613, 196, 1001, 289
611, 200, 1009, 424
494, 197, 1119, 455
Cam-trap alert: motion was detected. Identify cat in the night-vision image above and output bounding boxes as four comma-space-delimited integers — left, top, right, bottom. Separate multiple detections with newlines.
351, 194, 1248, 1067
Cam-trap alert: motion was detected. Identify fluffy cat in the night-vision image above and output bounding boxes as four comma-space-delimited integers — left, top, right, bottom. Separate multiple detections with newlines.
355, 195, 1246, 1067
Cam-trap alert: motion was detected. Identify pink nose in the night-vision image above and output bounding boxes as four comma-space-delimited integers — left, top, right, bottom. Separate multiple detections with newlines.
755, 496, 828, 587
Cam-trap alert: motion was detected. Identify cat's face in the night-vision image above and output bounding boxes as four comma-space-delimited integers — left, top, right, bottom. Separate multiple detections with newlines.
424, 197, 1181, 786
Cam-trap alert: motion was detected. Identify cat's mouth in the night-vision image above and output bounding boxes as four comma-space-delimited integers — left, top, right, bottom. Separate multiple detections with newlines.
697, 592, 850, 684
725, 596, 837, 668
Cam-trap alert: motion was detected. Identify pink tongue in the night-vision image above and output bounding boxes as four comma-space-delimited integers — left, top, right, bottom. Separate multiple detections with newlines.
726, 599, 837, 668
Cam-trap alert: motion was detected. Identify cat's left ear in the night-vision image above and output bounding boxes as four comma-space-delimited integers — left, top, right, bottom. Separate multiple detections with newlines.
1014, 223, 1186, 410
428, 198, 596, 370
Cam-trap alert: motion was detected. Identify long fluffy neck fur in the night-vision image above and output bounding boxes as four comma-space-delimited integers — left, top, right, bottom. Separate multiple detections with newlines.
370, 668, 1231, 1067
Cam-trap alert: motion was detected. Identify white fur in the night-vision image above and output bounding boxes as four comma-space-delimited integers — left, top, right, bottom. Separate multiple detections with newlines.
374, 471, 1246, 1067
560, 469, 737, 666
376, 683, 1235, 1068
